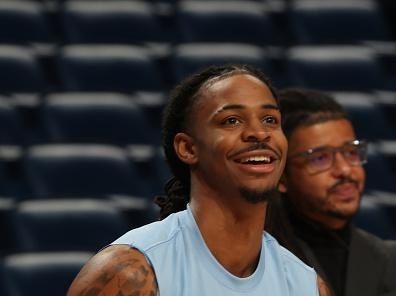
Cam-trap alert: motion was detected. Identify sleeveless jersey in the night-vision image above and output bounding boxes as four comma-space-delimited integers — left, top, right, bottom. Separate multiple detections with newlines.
112, 205, 319, 296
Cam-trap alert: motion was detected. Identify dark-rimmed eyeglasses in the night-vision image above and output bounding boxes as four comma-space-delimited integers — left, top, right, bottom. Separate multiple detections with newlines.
288, 140, 368, 175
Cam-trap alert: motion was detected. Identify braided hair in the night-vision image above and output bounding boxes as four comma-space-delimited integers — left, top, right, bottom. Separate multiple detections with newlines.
154, 64, 278, 220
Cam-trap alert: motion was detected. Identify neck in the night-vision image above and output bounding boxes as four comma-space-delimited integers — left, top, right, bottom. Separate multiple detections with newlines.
190, 186, 267, 277
304, 211, 348, 231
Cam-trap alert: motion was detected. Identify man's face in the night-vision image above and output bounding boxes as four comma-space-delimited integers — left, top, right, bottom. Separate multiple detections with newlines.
282, 119, 366, 229
177, 74, 287, 203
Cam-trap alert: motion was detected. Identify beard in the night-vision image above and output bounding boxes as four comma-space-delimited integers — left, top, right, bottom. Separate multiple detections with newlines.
293, 192, 361, 223
239, 186, 280, 204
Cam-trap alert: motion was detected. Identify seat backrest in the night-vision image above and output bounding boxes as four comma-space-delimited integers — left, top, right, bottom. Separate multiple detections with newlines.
177, 1, 274, 45
62, 1, 163, 44
377, 91, 396, 128
1, 251, 92, 296
0, 46, 46, 93
0, 198, 16, 254
289, 0, 392, 45
377, 141, 396, 175
286, 46, 386, 91
333, 92, 393, 141
172, 43, 270, 83
365, 145, 396, 193
57, 45, 163, 92
0, 1, 51, 45
354, 194, 395, 239
24, 144, 146, 197
43, 93, 155, 145
12, 199, 129, 252
0, 98, 24, 145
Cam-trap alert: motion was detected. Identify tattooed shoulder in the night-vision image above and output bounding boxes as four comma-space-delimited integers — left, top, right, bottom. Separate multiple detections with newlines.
67, 245, 158, 296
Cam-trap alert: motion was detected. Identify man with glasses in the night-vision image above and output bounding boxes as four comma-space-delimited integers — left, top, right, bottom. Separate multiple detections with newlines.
267, 88, 396, 296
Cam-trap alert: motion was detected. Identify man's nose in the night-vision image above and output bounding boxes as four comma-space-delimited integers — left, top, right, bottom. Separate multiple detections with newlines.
331, 151, 353, 177
242, 120, 270, 142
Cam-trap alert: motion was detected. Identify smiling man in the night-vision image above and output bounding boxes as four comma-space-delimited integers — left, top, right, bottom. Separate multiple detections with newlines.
67, 65, 319, 296
271, 88, 396, 296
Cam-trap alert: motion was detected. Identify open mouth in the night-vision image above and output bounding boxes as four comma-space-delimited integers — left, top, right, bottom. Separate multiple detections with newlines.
235, 155, 274, 165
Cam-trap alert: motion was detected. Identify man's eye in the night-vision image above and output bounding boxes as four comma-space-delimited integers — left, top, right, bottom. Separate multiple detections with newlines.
262, 116, 278, 125
309, 151, 331, 165
223, 117, 241, 125
343, 147, 360, 160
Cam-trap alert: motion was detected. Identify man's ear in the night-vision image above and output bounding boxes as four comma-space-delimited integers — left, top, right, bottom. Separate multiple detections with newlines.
278, 173, 288, 193
173, 132, 198, 165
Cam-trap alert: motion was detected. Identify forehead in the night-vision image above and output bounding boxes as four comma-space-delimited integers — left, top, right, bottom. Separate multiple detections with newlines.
198, 74, 277, 109
288, 119, 356, 154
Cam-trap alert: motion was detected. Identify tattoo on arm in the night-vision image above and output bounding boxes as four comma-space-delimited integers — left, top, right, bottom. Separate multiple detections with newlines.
69, 247, 158, 296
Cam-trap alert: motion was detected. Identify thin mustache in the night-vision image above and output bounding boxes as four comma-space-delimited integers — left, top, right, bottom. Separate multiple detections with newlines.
329, 178, 359, 192
230, 142, 281, 159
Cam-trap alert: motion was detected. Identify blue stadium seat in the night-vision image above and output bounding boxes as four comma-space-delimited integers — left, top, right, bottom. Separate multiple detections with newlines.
0, 98, 24, 145
365, 145, 396, 193
1, 251, 92, 296
0, 99, 26, 198
289, 0, 392, 45
172, 43, 271, 83
24, 144, 148, 198
11, 199, 129, 252
127, 146, 171, 198
333, 92, 394, 141
0, 46, 46, 93
0, 1, 51, 45
57, 45, 163, 92
377, 91, 396, 128
354, 193, 395, 239
176, 1, 274, 45
0, 198, 15, 255
377, 141, 396, 175
61, 1, 163, 44
43, 93, 157, 145
373, 191, 396, 239
286, 46, 387, 91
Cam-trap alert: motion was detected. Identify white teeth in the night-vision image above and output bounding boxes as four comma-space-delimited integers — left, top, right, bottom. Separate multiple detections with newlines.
240, 156, 271, 163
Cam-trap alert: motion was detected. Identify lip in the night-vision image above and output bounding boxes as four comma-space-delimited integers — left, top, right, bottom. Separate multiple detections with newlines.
329, 182, 359, 201
233, 150, 279, 174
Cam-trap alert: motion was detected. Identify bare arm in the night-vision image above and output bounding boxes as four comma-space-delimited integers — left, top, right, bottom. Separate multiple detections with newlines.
67, 245, 158, 296
317, 275, 333, 296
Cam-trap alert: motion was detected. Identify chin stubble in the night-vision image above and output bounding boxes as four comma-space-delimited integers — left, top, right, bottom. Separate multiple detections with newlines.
239, 186, 280, 204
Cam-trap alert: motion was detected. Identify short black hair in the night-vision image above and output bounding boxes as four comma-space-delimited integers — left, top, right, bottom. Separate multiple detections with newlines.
278, 88, 348, 139
155, 64, 277, 219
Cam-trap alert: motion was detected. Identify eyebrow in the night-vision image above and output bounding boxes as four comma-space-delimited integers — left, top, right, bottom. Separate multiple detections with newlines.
214, 103, 279, 115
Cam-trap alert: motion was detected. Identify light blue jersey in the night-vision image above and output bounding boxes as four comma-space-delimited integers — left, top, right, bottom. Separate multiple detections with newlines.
112, 205, 319, 296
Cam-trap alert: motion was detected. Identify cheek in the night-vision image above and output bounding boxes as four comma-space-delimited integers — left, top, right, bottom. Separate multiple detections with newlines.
354, 167, 366, 191
197, 133, 231, 167
288, 171, 329, 198
211, 133, 236, 156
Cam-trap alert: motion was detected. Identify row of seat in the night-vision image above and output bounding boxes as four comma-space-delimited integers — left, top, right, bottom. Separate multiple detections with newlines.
0, 197, 155, 254
0, 193, 396, 296
354, 191, 396, 240
0, 143, 171, 199
0, 251, 92, 296
2, 190, 396, 254
0, 0, 394, 46
2, 91, 396, 146
0, 92, 164, 146
0, 1, 394, 294
0, 141, 394, 200
0, 90, 395, 198
0, 43, 395, 94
